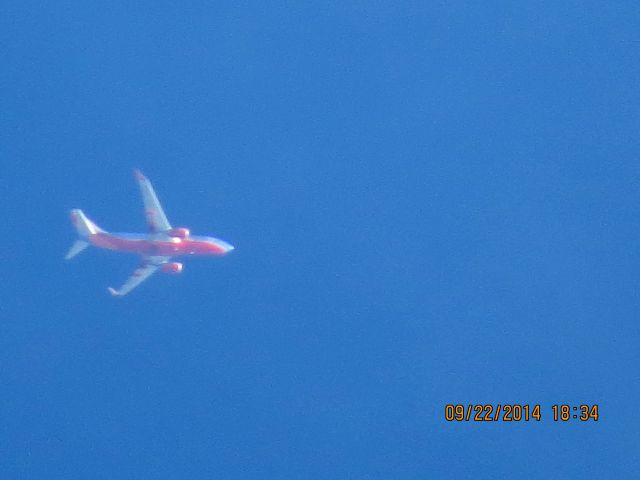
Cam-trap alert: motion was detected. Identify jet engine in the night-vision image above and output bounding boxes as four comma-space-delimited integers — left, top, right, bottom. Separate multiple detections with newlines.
168, 227, 190, 239
161, 262, 183, 274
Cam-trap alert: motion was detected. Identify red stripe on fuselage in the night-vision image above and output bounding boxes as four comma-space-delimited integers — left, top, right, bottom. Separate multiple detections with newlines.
89, 233, 227, 256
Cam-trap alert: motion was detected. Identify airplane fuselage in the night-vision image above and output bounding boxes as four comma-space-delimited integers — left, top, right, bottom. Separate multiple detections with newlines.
89, 232, 234, 257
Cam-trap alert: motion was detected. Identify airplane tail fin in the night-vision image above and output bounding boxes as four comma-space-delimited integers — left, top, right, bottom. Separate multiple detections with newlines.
69, 209, 104, 237
65, 209, 104, 260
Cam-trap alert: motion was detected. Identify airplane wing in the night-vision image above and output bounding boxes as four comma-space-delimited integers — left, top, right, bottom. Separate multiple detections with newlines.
134, 169, 172, 233
107, 256, 169, 297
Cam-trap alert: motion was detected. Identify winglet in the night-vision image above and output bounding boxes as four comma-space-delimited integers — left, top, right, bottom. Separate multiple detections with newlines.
107, 287, 121, 297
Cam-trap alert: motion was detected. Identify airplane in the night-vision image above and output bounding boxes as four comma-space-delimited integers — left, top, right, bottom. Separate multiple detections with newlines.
65, 169, 234, 296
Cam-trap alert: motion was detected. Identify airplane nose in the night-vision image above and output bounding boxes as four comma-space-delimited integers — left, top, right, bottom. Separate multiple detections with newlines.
209, 239, 234, 254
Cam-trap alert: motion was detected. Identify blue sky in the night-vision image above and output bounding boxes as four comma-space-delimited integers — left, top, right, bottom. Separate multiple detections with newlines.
1, 1, 639, 478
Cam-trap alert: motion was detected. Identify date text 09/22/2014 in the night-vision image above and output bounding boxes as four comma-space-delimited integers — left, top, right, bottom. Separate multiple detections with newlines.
444, 404, 599, 422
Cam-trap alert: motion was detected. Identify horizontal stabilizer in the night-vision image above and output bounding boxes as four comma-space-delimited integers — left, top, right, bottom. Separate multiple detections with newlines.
65, 239, 90, 260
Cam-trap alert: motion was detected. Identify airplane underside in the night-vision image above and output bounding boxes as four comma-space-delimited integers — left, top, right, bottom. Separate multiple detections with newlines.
66, 170, 234, 296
